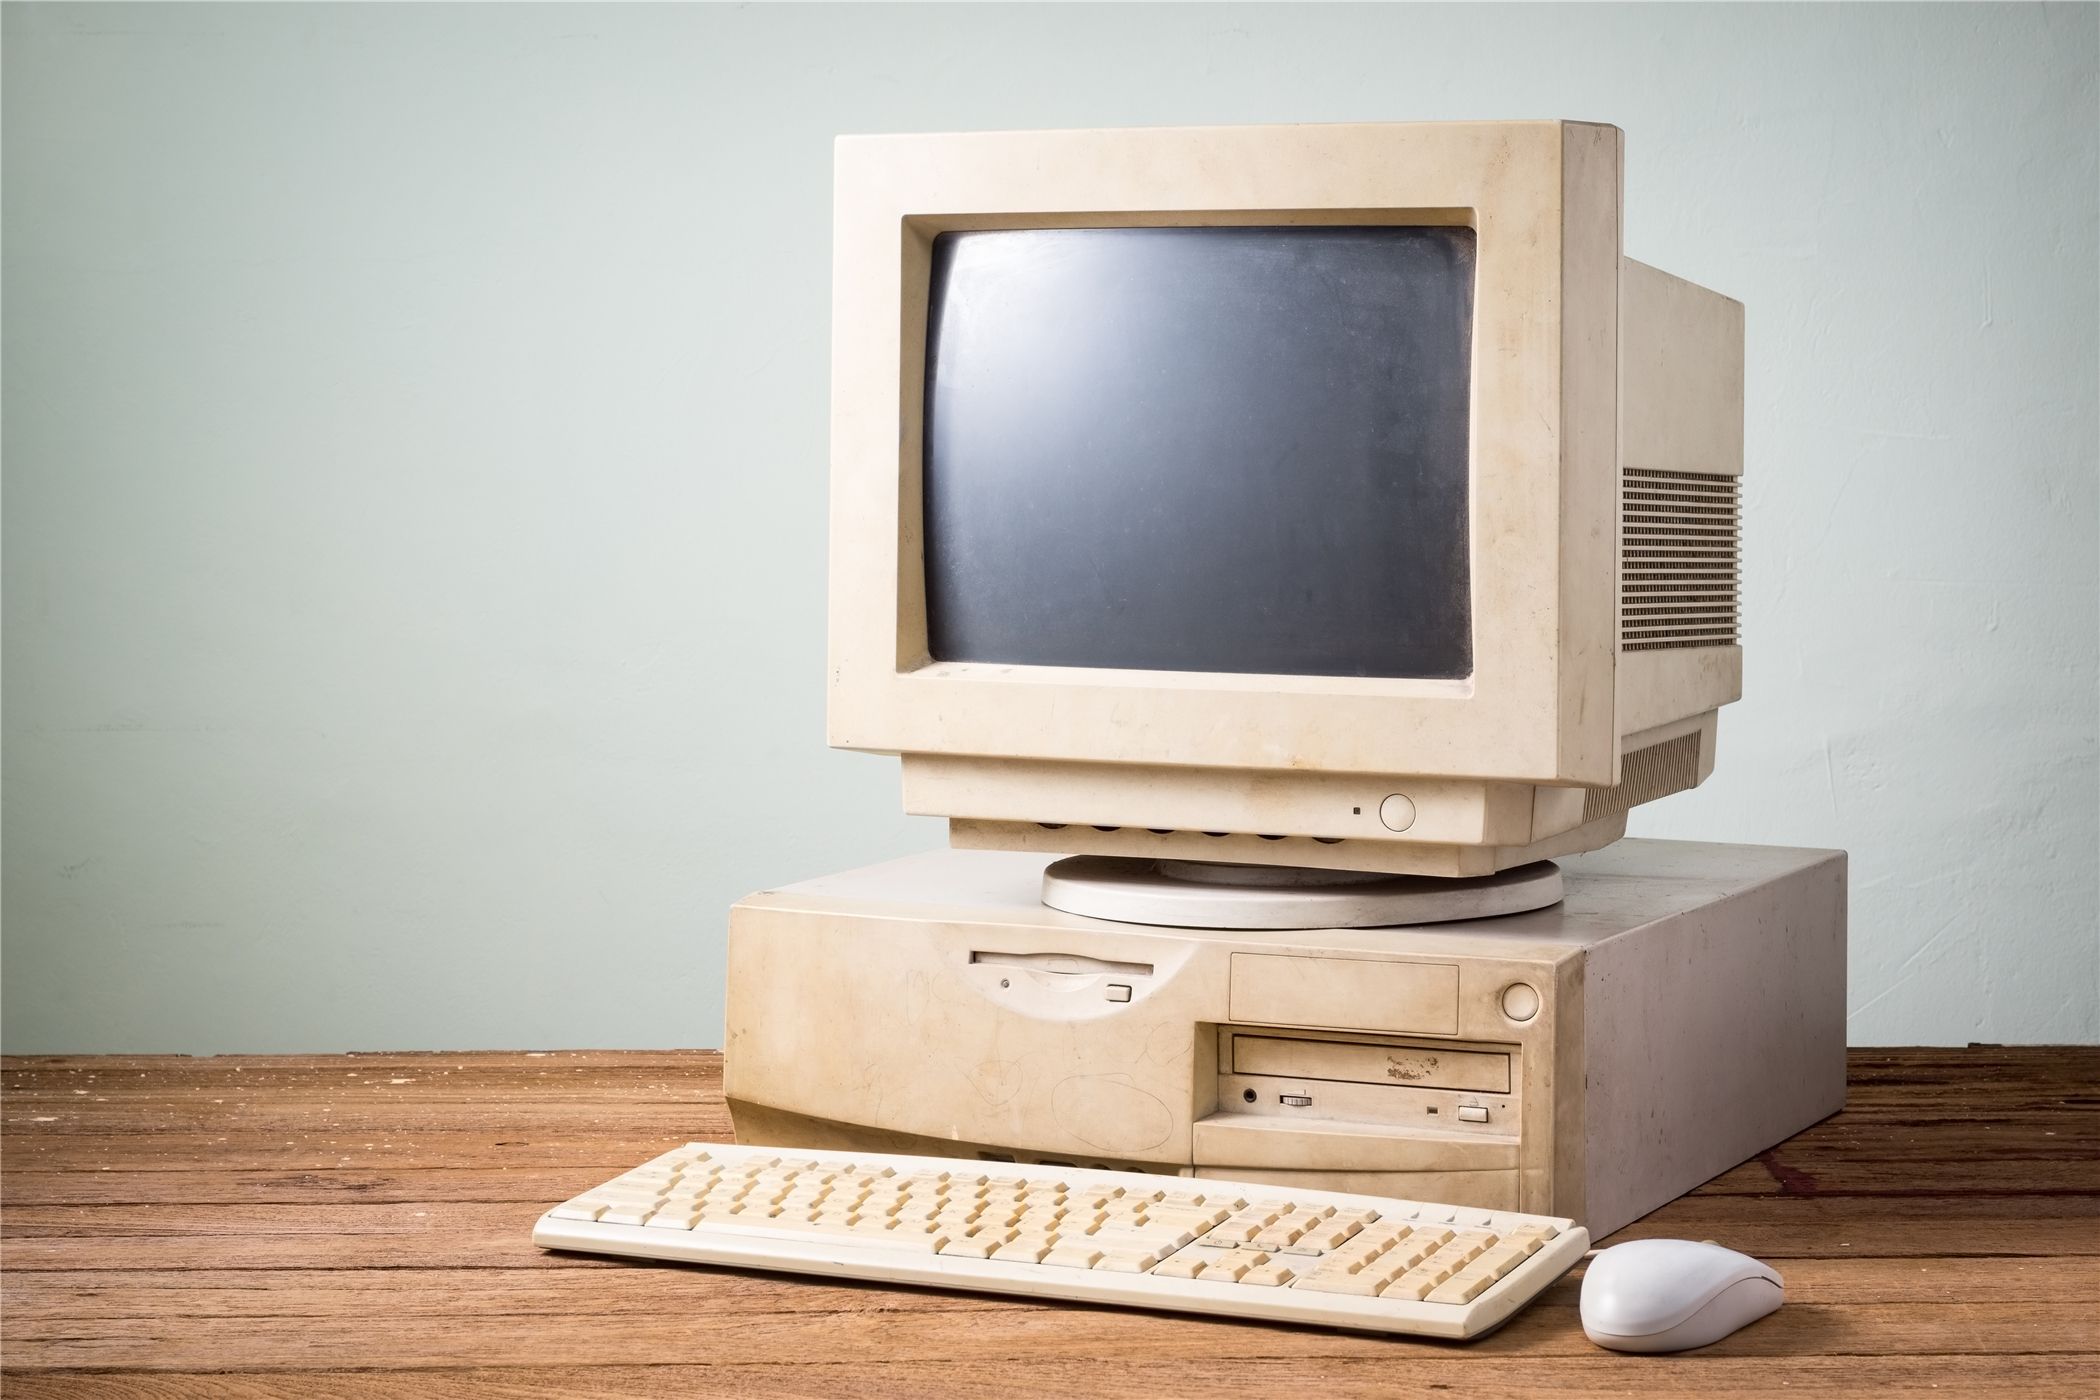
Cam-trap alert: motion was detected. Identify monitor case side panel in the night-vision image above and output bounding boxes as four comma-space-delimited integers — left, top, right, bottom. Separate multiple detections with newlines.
1616, 257, 1746, 743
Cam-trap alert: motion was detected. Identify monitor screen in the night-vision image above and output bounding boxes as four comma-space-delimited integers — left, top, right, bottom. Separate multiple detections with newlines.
922, 225, 1475, 680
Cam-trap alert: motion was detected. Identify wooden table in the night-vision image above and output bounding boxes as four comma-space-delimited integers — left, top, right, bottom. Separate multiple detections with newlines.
4, 1048, 2095, 1397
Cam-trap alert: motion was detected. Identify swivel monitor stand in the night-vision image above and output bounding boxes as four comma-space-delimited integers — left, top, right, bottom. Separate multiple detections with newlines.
1038, 856, 1566, 931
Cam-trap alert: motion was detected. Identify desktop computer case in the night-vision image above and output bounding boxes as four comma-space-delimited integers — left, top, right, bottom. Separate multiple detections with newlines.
724, 838, 1846, 1238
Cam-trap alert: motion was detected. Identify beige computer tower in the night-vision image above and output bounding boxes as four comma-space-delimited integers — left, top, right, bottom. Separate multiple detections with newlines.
724, 838, 1846, 1239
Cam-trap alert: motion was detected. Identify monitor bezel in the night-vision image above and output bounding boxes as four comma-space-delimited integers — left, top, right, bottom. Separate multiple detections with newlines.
828, 121, 1622, 786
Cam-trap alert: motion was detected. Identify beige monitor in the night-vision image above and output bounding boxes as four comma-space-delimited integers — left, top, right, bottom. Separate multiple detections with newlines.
827, 120, 1743, 880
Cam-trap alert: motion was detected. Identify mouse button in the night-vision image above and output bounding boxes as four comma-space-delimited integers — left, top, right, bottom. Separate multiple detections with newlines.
1581, 1239, 1735, 1336
1667, 1275, 1786, 1351
1692, 1240, 1782, 1281
1709, 1273, 1787, 1321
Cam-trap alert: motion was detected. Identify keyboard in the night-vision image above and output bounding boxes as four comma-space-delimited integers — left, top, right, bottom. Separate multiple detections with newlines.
532, 1143, 1590, 1339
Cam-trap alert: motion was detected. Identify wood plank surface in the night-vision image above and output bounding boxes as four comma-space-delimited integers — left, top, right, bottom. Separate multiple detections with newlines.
4, 1047, 2096, 1398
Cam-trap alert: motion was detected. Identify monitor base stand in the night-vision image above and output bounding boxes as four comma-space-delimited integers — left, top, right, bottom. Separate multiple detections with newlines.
1039, 855, 1563, 930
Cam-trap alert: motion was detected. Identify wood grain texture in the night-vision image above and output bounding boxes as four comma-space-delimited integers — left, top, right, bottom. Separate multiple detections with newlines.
4, 1047, 2096, 1398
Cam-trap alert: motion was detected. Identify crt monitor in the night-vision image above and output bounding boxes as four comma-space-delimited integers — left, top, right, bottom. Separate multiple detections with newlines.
825, 121, 1744, 879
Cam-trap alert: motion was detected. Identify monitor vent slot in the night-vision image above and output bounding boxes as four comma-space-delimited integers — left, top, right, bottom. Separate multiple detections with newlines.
1582, 731, 1702, 824
1621, 468, 1740, 651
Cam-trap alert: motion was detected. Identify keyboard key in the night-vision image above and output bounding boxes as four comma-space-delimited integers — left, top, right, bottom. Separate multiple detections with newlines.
897, 1231, 952, 1254
990, 1239, 1051, 1263
1412, 1252, 1467, 1286
1095, 1250, 1162, 1273
1295, 1270, 1385, 1297
1427, 1270, 1498, 1304
1380, 1273, 1438, 1302
1157, 1208, 1232, 1233
1472, 1244, 1530, 1279
1296, 1218, 1364, 1252
1250, 1223, 1308, 1250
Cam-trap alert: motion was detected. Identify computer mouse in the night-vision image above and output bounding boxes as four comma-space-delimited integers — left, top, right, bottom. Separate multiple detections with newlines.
1579, 1239, 1784, 1352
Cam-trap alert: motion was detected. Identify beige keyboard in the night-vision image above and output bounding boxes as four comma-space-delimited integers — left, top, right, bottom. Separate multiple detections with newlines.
532, 1143, 1589, 1339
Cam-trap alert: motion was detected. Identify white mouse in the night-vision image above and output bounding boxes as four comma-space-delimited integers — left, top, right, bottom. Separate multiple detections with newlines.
1579, 1239, 1784, 1352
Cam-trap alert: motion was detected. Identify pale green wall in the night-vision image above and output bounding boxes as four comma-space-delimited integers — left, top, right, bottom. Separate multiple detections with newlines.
5, 3, 2095, 1050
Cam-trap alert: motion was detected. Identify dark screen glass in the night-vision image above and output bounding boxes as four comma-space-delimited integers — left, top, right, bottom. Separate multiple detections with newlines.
922, 225, 1474, 679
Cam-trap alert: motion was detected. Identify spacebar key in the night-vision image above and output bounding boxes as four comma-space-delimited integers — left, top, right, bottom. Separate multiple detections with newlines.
674, 1221, 948, 1254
